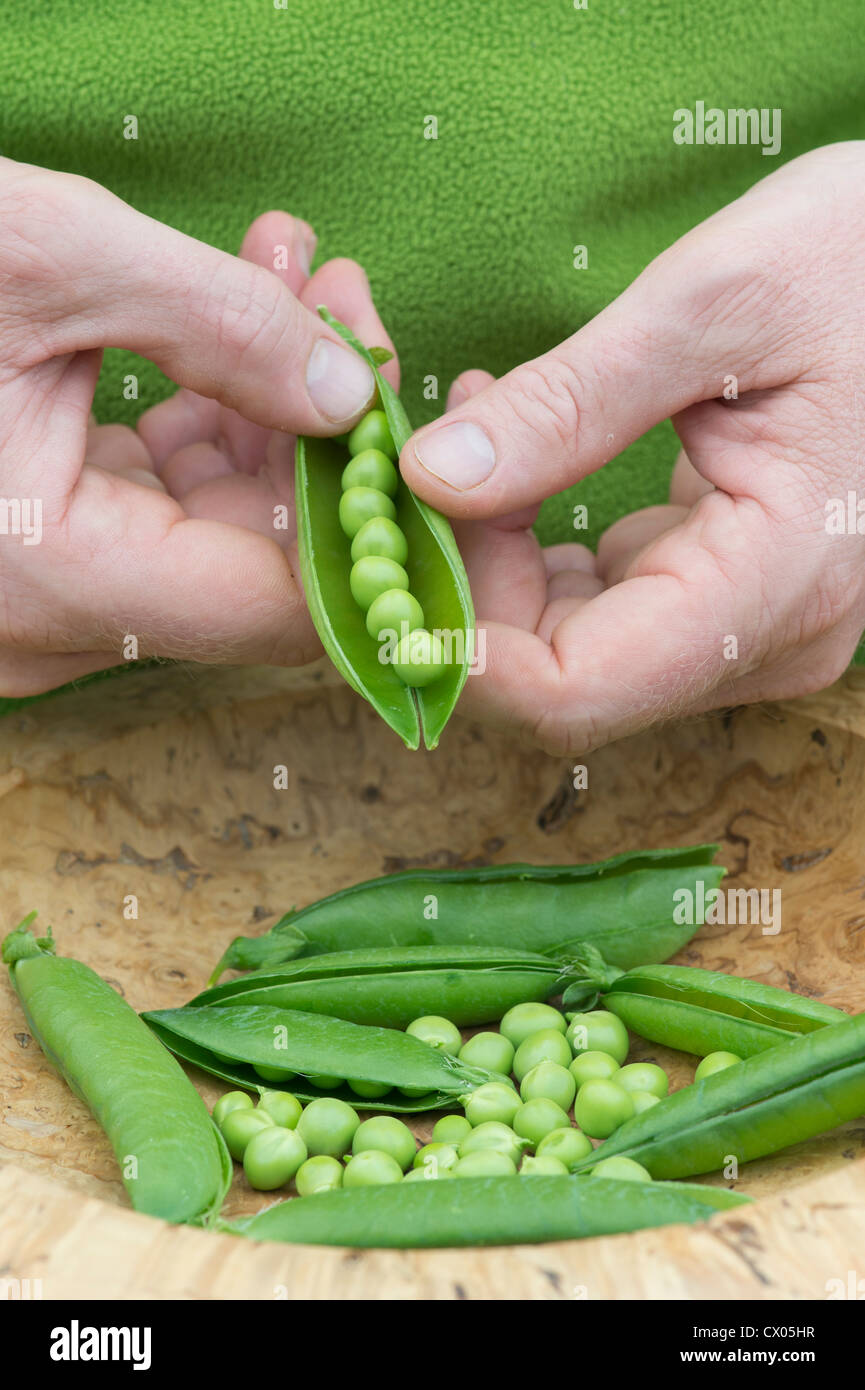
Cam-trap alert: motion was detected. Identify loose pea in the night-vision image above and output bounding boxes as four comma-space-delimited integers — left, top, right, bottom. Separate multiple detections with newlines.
520, 1155, 569, 1176
616, 1062, 669, 1098
513, 1029, 572, 1082
257, 1089, 303, 1129
500, 1002, 567, 1049
212, 1091, 253, 1128
297, 1097, 360, 1158
536, 1126, 594, 1171
341, 449, 399, 497
305, 1073, 342, 1090
243, 1125, 307, 1190
432, 1114, 473, 1145
405, 1015, 463, 1054
631, 1091, 661, 1115
513, 1098, 570, 1147
412, 1142, 460, 1177
573, 1079, 635, 1140
220, 1107, 275, 1161
350, 556, 409, 611
253, 1063, 295, 1082
452, 1150, 517, 1178
591, 1156, 653, 1183
365, 588, 425, 642
568, 1050, 621, 1089
566, 1010, 629, 1064
391, 628, 448, 688
458, 1121, 525, 1167
347, 409, 397, 461
463, 1081, 522, 1128
695, 1051, 743, 1081
338, 486, 397, 540
343, 1149, 404, 1187
351, 515, 409, 565
295, 1154, 344, 1197
520, 1061, 577, 1111
403, 1165, 452, 1182
458, 1031, 515, 1075
347, 1078, 393, 1100
352, 1115, 417, 1171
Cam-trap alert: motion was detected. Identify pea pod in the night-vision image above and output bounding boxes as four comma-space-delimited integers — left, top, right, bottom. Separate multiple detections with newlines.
561, 951, 846, 1057
297, 309, 474, 751
2, 921, 230, 1224
210, 843, 725, 979
221, 1175, 750, 1249
572, 1011, 865, 1180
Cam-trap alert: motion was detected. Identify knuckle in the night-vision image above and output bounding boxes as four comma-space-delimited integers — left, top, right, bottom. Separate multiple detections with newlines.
507, 352, 589, 452
208, 260, 292, 367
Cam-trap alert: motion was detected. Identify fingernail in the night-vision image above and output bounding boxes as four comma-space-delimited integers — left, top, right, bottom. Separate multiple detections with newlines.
294, 221, 317, 277
306, 339, 375, 422
414, 421, 496, 491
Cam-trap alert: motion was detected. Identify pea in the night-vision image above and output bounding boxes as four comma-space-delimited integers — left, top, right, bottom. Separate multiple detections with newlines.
520, 1155, 569, 1176
338, 486, 397, 540
536, 1126, 594, 1171
347, 408, 397, 461
573, 1079, 635, 1140
349, 555, 410, 613
513, 1029, 572, 1082
458, 1031, 515, 1075
695, 1051, 743, 1081
616, 1062, 669, 1098
257, 1089, 303, 1129
341, 449, 399, 497
591, 1156, 653, 1183
351, 515, 408, 565
347, 1078, 393, 1100
458, 1121, 525, 1167
305, 1073, 342, 1091
212, 1090, 253, 1128
463, 1081, 522, 1128
452, 1150, 517, 1178
500, 1002, 567, 1049
295, 1154, 344, 1197
343, 1149, 404, 1188
412, 1142, 460, 1177
243, 1126, 307, 1190
520, 1061, 576, 1111
220, 1107, 275, 1161
352, 1115, 417, 1171
397, 1086, 434, 1099
403, 1166, 453, 1182
405, 1015, 463, 1054
253, 1063, 295, 1082
566, 1010, 629, 1064
569, 1050, 621, 1089
432, 1114, 473, 1146
365, 588, 425, 642
513, 1098, 570, 1147
297, 1097, 360, 1158
631, 1091, 661, 1115
391, 628, 447, 688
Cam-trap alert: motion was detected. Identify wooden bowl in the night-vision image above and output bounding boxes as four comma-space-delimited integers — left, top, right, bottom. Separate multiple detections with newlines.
2, 663, 865, 1300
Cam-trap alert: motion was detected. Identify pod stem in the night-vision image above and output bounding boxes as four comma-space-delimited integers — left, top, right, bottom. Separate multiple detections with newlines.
553, 940, 625, 1008
2, 914, 55, 966
207, 914, 308, 984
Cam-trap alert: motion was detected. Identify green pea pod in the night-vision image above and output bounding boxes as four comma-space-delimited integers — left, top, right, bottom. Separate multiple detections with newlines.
221, 1175, 750, 1249
296, 308, 474, 751
191, 944, 578, 1028
562, 953, 846, 1056
2, 920, 230, 1225
573, 1011, 865, 1180
210, 843, 725, 980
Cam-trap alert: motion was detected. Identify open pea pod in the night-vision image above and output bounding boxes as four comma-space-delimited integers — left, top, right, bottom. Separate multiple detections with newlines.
296, 308, 474, 750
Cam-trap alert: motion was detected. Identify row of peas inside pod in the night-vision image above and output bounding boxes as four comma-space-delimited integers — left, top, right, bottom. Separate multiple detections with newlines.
211, 1002, 744, 1196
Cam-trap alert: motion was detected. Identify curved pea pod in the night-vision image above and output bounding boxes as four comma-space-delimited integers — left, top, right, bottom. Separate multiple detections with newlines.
573, 1011, 865, 1181
2, 921, 230, 1225
221, 1175, 750, 1249
191, 944, 574, 1028
210, 842, 725, 979
297, 308, 474, 751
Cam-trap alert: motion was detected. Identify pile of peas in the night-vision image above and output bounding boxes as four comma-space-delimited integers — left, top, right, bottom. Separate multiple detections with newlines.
338, 409, 447, 688
212, 1005, 743, 1196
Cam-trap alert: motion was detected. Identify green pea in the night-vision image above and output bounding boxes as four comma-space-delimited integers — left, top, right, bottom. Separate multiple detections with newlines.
616, 1062, 668, 1098
458, 1031, 515, 1075
573, 1079, 635, 1140
257, 1089, 303, 1129
631, 1091, 661, 1115
352, 1115, 417, 1171
365, 588, 425, 642
297, 1097, 360, 1158
591, 1156, 653, 1183
520, 1061, 577, 1111
220, 1107, 275, 1161
568, 1050, 621, 1089
243, 1125, 307, 1190
463, 1081, 522, 1128
397, 1086, 434, 1099
513, 1098, 570, 1147
695, 1051, 743, 1081
351, 515, 408, 565
391, 628, 447, 687
520, 1155, 569, 1176
432, 1114, 473, 1146
253, 1063, 295, 1082
338, 486, 397, 540
305, 1073, 342, 1090
295, 1154, 344, 1197
412, 1142, 460, 1177
513, 1029, 572, 1082
347, 409, 397, 461
343, 1149, 404, 1188
405, 1015, 463, 1054
347, 1078, 393, 1100
341, 449, 399, 497
212, 1090, 253, 1128
452, 1150, 517, 1178
566, 1010, 629, 1065
500, 1002, 567, 1049
403, 1164, 453, 1182
349, 556, 410, 612
536, 1126, 594, 1171
458, 1121, 525, 1167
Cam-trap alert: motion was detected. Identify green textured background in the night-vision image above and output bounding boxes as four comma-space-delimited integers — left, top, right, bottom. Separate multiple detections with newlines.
0, 0, 863, 711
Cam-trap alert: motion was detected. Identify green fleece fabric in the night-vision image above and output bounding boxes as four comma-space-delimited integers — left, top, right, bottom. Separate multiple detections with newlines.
0, 0, 863, 715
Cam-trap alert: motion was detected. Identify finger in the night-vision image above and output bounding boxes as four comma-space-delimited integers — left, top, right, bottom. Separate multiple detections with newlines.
138, 391, 222, 472
535, 596, 596, 646
542, 543, 598, 578
0, 648, 123, 699
545, 568, 605, 602
160, 442, 235, 500
670, 448, 714, 507
596, 505, 689, 587
84, 424, 155, 475
299, 258, 399, 392
447, 369, 496, 410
